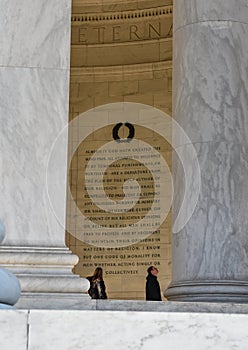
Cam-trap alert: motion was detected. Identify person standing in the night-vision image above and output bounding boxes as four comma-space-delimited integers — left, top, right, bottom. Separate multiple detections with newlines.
146, 266, 162, 301
87, 267, 107, 299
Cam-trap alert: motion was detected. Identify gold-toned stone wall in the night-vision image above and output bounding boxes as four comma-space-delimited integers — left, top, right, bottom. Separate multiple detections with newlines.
67, 0, 173, 300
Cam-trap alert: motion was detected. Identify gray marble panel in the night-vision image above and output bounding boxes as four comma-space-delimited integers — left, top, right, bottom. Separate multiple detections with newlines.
173, 21, 248, 147
174, 0, 248, 32
0, 0, 71, 69
0, 66, 69, 247
172, 142, 248, 282
0, 310, 28, 349
28, 310, 248, 350
95, 299, 248, 314
93, 300, 248, 314
96, 299, 168, 312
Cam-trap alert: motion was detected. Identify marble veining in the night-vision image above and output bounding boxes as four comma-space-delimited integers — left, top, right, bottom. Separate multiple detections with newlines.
27, 310, 248, 350
0, 310, 27, 350
174, 0, 248, 32
0, 0, 71, 69
0, 0, 90, 307
170, 0, 248, 302
0, 67, 69, 247
173, 21, 248, 146
172, 142, 248, 281
1, 309, 248, 349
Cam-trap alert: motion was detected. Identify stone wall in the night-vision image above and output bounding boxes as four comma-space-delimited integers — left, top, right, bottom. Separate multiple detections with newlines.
66, 0, 173, 299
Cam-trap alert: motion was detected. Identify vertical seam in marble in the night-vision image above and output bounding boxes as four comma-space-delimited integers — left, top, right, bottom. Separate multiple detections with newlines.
174, 19, 248, 35
26, 310, 30, 350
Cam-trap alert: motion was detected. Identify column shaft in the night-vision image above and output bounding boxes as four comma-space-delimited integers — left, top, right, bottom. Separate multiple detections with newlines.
0, 0, 88, 308
165, 0, 248, 301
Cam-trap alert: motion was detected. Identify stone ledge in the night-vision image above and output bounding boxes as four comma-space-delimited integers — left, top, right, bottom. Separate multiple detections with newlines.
1, 308, 248, 349
16, 297, 248, 314
94, 300, 248, 314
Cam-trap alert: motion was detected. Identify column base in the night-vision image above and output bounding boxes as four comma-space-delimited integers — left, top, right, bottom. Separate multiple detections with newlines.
0, 246, 90, 308
164, 280, 248, 303
15, 292, 92, 310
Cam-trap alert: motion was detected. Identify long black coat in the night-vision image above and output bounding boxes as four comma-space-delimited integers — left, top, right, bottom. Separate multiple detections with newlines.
146, 274, 162, 301
87, 276, 107, 299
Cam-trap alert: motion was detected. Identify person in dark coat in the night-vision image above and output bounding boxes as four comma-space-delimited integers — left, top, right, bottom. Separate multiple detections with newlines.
87, 267, 107, 299
146, 265, 162, 301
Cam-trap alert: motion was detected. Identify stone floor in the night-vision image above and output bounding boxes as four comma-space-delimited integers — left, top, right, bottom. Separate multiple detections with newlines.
1, 301, 248, 350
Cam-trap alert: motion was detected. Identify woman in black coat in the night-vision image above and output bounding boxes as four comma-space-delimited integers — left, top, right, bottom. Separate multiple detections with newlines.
146, 266, 162, 301
87, 267, 107, 299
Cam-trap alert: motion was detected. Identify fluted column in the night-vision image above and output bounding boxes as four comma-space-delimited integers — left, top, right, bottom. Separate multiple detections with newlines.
0, 0, 88, 308
165, 0, 248, 301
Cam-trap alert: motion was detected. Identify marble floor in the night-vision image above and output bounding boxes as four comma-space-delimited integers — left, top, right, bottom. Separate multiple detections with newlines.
1, 301, 248, 350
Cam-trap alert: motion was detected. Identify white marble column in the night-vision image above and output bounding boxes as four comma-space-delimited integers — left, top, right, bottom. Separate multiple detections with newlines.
165, 0, 248, 301
0, 0, 89, 308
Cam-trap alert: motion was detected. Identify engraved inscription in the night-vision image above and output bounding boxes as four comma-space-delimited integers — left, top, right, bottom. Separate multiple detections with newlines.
72, 21, 172, 45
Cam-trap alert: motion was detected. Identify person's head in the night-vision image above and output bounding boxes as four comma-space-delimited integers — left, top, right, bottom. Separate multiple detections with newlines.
147, 266, 159, 276
93, 267, 103, 280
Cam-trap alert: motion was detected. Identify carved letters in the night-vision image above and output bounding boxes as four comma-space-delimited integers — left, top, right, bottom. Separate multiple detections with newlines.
75, 22, 172, 44
73, 22, 172, 44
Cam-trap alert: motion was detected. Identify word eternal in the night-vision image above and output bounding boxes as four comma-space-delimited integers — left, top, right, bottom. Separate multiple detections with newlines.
77, 22, 172, 44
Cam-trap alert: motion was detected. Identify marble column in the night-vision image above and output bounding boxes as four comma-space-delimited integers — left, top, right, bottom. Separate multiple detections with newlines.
165, 0, 248, 301
0, 0, 88, 308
